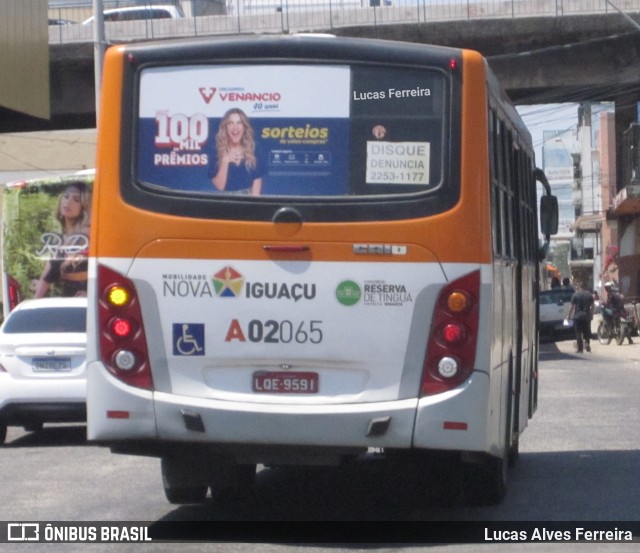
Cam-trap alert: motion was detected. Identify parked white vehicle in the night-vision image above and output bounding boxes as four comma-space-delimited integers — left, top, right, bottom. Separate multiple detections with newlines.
538, 287, 575, 339
82, 5, 183, 24
0, 298, 88, 444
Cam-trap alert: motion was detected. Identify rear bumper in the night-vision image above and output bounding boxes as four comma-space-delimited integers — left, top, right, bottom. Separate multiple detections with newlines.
0, 374, 86, 425
539, 319, 576, 338
154, 392, 418, 448
0, 402, 86, 425
87, 362, 493, 462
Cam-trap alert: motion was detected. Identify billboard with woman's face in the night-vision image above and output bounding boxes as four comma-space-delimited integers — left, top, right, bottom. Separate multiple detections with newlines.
2, 174, 93, 313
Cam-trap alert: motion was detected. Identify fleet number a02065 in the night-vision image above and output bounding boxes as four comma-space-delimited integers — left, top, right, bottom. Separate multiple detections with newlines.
225, 319, 324, 344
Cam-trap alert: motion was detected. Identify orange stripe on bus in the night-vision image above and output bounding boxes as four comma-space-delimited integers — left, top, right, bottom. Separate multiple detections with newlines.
91, 47, 493, 266
134, 239, 438, 262
91, 206, 491, 263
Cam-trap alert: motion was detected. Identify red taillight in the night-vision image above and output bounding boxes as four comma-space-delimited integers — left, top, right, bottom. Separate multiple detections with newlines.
98, 265, 153, 390
110, 317, 133, 338
7, 275, 22, 312
421, 270, 480, 396
442, 323, 465, 345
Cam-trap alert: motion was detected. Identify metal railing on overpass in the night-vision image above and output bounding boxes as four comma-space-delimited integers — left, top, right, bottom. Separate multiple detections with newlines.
47, 0, 640, 44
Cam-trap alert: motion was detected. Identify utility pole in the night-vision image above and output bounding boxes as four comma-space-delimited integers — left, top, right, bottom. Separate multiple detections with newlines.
93, 0, 106, 122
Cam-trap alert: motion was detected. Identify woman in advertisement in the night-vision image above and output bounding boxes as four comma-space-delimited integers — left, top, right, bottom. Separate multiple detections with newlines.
209, 108, 264, 196
34, 182, 92, 298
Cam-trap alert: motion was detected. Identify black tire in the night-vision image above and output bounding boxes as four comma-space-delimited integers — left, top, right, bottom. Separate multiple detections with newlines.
387, 450, 465, 508
463, 453, 507, 506
464, 379, 509, 506
233, 464, 257, 489
597, 321, 612, 345
210, 464, 257, 502
161, 457, 208, 504
163, 483, 208, 505
0, 423, 7, 445
23, 422, 43, 433
508, 436, 520, 468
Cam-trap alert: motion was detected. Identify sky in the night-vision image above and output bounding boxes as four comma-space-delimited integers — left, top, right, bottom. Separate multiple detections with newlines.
517, 103, 579, 166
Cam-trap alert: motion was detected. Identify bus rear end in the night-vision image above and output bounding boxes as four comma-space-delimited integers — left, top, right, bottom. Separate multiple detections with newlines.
88, 35, 516, 505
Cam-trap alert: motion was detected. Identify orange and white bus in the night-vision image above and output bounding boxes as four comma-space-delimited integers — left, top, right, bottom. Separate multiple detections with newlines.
87, 35, 557, 505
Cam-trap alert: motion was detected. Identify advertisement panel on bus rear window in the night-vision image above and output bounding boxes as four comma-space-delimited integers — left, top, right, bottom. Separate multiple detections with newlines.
136, 64, 446, 197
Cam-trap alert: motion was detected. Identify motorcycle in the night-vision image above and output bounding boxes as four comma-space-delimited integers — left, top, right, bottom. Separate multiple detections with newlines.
597, 307, 631, 345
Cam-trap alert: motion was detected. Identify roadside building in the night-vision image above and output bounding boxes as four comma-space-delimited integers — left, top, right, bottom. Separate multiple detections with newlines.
614, 122, 640, 300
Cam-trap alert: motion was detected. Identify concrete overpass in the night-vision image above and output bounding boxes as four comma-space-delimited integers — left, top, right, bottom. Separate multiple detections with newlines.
2, 10, 640, 134
2, 4, 640, 295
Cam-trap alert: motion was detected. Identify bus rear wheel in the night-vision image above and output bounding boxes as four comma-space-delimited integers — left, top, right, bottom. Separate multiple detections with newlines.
161, 457, 208, 504
463, 452, 507, 506
210, 464, 257, 502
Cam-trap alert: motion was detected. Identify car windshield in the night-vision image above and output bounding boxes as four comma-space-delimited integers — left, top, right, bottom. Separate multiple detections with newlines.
539, 289, 574, 304
2, 307, 86, 334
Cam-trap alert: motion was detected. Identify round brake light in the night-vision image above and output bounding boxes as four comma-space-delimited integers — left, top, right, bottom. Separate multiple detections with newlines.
111, 317, 133, 338
442, 322, 465, 345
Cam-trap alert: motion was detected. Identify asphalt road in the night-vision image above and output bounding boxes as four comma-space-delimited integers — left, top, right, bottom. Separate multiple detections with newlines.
1, 337, 639, 552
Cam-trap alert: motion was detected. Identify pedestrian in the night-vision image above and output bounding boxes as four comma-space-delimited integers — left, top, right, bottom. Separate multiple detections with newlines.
566, 279, 594, 353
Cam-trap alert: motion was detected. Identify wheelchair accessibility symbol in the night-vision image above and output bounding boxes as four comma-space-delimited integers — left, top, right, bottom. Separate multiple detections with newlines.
173, 323, 205, 356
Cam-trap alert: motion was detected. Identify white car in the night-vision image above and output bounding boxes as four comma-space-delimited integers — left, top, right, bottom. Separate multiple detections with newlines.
82, 5, 183, 24
0, 298, 87, 444
539, 287, 575, 339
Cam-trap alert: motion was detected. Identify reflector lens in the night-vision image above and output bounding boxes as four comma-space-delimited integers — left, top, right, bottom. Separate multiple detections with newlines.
443, 421, 468, 430
114, 350, 136, 371
108, 285, 130, 307
437, 357, 459, 379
